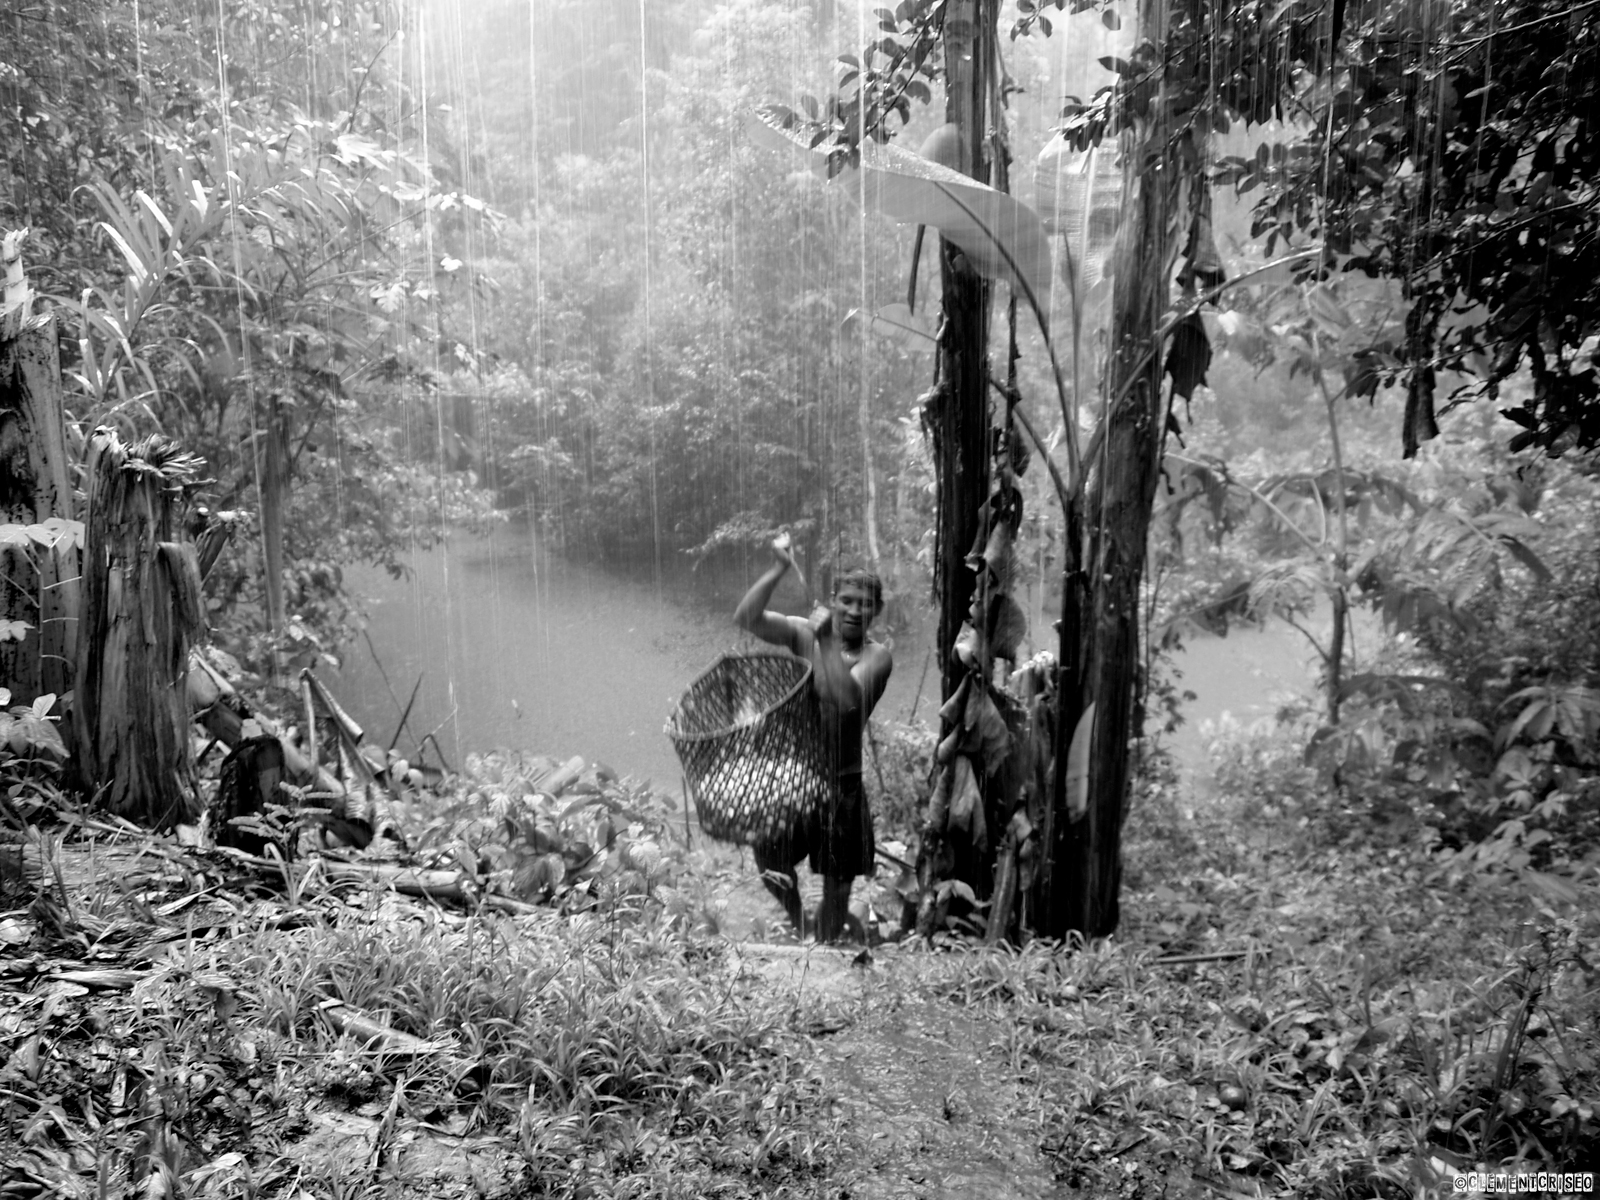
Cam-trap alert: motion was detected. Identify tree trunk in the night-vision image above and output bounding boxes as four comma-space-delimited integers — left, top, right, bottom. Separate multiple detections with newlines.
857, 141, 883, 577
1036, 507, 1086, 936
260, 397, 287, 646
931, 0, 992, 707
73, 433, 206, 826
1046, 0, 1183, 940
0, 233, 78, 706
915, 0, 998, 928
1314, 333, 1351, 725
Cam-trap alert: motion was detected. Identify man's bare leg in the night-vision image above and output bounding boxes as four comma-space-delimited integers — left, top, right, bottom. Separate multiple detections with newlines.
753, 845, 805, 934
815, 874, 855, 943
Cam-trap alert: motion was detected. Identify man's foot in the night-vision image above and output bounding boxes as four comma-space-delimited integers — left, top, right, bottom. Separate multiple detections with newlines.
758, 866, 805, 933
815, 875, 857, 943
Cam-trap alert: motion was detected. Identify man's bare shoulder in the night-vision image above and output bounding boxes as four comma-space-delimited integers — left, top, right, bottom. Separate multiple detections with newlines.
785, 615, 817, 654
743, 610, 809, 652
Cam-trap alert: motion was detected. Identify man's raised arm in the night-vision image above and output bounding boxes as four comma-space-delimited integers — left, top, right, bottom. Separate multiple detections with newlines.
734, 534, 804, 650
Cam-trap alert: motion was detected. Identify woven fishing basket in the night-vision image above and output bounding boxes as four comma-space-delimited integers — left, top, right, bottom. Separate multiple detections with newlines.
665, 653, 831, 848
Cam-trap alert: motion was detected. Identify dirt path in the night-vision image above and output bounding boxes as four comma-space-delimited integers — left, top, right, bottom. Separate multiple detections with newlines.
695, 844, 1070, 1198
730, 940, 1067, 1199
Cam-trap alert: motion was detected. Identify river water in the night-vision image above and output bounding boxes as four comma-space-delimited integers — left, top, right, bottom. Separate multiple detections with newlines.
332, 526, 942, 793
334, 525, 1341, 792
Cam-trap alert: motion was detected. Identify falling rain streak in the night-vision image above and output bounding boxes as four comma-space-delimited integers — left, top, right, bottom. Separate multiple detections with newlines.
330, 0, 1320, 779
7, 0, 1575, 793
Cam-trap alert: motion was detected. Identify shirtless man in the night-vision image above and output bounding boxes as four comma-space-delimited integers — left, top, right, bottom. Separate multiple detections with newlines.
734, 535, 892, 942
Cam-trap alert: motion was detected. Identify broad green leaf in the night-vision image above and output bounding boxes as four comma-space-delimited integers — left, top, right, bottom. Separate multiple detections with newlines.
134, 190, 174, 239
1034, 136, 1120, 275
1165, 313, 1211, 402
37, 518, 85, 549
1498, 535, 1551, 582
1305, 283, 1353, 334
1521, 868, 1581, 907
1502, 696, 1554, 749
99, 222, 150, 286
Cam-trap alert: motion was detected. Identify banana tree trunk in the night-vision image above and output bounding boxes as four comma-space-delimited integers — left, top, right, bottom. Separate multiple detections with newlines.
0, 236, 78, 705
916, 0, 998, 923
929, 0, 994, 708
1044, 0, 1184, 940
73, 433, 206, 826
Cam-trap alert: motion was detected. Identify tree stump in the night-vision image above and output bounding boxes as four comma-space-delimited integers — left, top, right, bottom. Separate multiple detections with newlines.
73, 432, 207, 825
213, 736, 286, 855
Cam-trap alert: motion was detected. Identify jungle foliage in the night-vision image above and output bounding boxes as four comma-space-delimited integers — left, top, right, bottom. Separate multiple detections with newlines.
6, 0, 1600, 924
4, 0, 501, 679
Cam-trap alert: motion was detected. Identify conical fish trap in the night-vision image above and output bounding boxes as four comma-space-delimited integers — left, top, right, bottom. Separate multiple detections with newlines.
665, 653, 831, 847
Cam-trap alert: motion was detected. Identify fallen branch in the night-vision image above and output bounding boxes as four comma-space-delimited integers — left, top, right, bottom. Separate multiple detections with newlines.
875, 846, 913, 872
50, 967, 143, 989
1151, 950, 1254, 967
481, 893, 543, 917
224, 851, 545, 916
321, 862, 476, 903
536, 755, 588, 799
317, 1000, 458, 1058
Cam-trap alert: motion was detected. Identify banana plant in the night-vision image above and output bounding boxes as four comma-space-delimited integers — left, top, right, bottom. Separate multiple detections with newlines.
60, 160, 234, 424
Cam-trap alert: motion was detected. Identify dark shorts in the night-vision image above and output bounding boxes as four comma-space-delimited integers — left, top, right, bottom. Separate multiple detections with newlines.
755, 772, 874, 880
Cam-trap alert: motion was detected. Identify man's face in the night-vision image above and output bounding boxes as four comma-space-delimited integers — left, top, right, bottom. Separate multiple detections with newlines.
832, 583, 875, 642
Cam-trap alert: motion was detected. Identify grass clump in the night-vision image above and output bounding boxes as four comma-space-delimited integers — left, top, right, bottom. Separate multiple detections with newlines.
0, 816, 846, 1200
221, 902, 844, 1197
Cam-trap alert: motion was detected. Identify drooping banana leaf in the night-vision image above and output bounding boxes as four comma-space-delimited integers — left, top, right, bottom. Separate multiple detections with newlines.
1034, 135, 1122, 290
747, 107, 1052, 313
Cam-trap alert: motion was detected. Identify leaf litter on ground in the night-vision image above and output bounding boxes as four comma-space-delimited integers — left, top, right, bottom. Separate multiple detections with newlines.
1, 743, 1597, 1198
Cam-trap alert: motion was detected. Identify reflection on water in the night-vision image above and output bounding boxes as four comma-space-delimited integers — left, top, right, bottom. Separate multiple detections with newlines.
334, 525, 737, 791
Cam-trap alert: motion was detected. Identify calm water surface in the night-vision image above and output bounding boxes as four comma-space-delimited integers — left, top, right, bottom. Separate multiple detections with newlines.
336, 524, 1349, 792
333, 526, 939, 793
335, 527, 730, 791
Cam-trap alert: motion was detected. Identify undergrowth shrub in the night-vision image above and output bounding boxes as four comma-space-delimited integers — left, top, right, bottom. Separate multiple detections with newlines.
1123, 742, 1202, 890
865, 718, 935, 843
1332, 460, 1600, 873
402, 750, 687, 909
229, 907, 842, 1195
922, 744, 1600, 1197
1414, 463, 1600, 711
1205, 710, 1324, 822
921, 912, 1600, 1197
